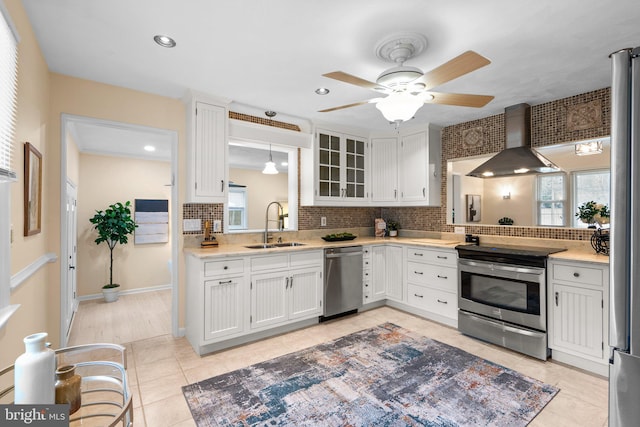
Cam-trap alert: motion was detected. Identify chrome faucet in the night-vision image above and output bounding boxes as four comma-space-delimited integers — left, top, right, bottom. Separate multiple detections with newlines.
264, 201, 284, 245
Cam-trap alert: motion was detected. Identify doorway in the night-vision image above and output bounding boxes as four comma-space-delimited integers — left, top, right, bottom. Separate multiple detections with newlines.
59, 114, 179, 346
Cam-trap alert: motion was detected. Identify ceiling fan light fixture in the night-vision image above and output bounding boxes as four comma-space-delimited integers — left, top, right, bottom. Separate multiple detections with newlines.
375, 91, 424, 122
376, 65, 424, 87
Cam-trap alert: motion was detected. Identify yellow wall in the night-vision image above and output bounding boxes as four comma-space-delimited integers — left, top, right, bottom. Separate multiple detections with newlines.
47, 74, 186, 333
1, 0, 54, 368
66, 131, 80, 185
77, 153, 172, 296
0, 0, 187, 366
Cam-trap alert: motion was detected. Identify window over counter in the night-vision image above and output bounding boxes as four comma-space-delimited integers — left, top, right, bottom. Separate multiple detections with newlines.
536, 173, 566, 226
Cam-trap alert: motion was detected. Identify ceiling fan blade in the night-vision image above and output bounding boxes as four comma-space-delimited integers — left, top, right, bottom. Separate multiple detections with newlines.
322, 71, 382, 90
426, 92, 494, 108
318, 100, 372, 113
418, 51, 491, 90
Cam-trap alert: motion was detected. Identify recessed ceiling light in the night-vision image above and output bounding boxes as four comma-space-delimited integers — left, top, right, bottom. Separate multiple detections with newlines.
154, 35, 176, 48
315, 88, 330, 95
144, 145, 156, 152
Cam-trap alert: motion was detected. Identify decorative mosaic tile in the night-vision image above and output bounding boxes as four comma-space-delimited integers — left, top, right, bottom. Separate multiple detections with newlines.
229, 111, 301, 132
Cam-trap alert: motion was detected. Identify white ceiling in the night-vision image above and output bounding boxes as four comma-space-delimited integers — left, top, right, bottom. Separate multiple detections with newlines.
23, 0, 640, 139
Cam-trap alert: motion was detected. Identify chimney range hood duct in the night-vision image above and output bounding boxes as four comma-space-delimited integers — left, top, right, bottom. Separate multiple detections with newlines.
467, 103, 560, 178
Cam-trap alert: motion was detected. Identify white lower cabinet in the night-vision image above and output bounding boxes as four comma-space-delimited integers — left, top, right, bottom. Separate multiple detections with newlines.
203, 275, 246, 340
186, 255, 250, 354
186, 250, 322, 355
548, 259, 609, 375
250, 252, 323, 331
385, 245, 404, 301
367, 245, 403, 303
404, 246, 458, 326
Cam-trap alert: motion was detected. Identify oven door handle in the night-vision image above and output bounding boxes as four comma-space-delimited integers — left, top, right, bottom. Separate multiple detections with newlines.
458, 259, 544, 275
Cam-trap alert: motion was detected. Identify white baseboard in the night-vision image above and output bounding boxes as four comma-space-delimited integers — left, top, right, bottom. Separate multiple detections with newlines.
78, 284, 172, 301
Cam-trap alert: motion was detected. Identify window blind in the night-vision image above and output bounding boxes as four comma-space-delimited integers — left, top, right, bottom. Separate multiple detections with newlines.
0, 2, 18, 182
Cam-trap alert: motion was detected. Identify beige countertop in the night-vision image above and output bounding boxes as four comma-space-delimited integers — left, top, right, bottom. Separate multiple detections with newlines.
549, 249, 610, 265
184, 235, 609, 265
183, 236, 461, 259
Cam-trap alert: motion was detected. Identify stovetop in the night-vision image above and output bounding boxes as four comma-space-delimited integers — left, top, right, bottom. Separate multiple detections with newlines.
455, 243, 566, 257
455, 243, 566, 268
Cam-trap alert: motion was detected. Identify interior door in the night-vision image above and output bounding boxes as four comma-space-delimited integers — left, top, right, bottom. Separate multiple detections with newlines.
64, 181, 78, 339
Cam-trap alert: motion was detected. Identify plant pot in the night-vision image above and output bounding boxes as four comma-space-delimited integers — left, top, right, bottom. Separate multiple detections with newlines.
102, 285, 120, 303
389, 230, 398, 237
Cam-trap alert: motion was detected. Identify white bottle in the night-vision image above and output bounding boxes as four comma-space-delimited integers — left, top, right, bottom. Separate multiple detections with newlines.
14, 332, 55, 404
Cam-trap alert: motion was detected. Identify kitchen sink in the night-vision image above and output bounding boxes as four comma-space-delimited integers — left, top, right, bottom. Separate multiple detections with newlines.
244, 242, 306, 249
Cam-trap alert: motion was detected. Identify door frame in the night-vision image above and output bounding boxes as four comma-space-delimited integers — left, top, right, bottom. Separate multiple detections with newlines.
59, 114, 180, 346
63, 179, 78, 341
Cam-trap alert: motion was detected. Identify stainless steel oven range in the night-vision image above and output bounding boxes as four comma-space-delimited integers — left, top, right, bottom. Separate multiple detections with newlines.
455, 244, 565, 360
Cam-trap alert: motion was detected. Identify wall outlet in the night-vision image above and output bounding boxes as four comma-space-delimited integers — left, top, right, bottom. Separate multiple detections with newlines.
454, 226, 466, 234
183, 219, 201, 232
320, 217, 327, 227
213, 220, 222, 232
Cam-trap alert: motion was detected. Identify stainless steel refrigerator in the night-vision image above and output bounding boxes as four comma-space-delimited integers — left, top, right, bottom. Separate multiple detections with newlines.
610, 46, 640, 427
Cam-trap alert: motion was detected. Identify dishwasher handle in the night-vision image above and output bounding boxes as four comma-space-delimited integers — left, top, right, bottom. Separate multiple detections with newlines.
325, 251, 363, 259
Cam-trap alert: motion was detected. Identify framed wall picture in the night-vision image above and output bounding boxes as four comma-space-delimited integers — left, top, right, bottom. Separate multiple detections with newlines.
24, 142, 42, 236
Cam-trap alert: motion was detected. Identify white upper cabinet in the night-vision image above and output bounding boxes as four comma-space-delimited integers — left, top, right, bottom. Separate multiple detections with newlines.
186, 98, 229, 203
371, 125, 442, 207
301, 129, 368, 206
370, 137, 399, 203
399, 131, 429, 202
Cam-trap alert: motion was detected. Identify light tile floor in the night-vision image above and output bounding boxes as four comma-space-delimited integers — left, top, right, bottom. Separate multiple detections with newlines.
70, 294, 609, 426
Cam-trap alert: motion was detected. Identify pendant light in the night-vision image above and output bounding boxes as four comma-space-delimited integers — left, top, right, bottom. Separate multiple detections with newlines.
262, 144, 278, 174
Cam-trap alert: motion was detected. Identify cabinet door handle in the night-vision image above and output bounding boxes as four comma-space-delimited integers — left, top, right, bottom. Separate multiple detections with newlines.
221, 180, 224, 192
394, 189, 397, 199
414, 271, 424, 275
437, 275, 448, 279
555, 291, 559, 306
285, 277, 290, 289
437, 256, 448, 260
289, 276, 293, 288
413, 253, 423, 256
573, 272, 580, 278
414, 293, 424, 298
219, 280, 232, 285
423, 187, 426, 197
437, 299, 448, 304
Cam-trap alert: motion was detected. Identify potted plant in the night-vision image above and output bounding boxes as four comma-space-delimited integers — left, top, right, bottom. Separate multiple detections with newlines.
89, 201, 137, 302
576, 201, 610, 228
386, 219, 400, 237
498, 217, 514, 225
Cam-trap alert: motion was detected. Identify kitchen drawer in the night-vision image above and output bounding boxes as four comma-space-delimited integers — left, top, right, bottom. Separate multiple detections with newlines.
407, 262, 457, 292
251, 254, 288, 272
407, 248, 456, 267
204, 258, 244, 277
408, 284, 457, 320
290, 250, 322, 268
552, 262, 604, 287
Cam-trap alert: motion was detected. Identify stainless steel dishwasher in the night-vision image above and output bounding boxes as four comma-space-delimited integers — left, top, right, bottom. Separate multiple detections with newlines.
323, 246, 363, 319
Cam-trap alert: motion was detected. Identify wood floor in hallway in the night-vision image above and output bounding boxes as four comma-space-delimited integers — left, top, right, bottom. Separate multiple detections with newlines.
67, 289, 171, 346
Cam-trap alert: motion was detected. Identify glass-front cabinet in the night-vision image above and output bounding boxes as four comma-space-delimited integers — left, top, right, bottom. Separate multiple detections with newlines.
302, 129, 368, 205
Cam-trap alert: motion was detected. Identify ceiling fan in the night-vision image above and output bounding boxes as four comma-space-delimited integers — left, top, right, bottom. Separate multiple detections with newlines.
318, 33, 494, 123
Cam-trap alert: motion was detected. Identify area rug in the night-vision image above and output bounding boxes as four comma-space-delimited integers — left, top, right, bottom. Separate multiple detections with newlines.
182, 323, 558, 426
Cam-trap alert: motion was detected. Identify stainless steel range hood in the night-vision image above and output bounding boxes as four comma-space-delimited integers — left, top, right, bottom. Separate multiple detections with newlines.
467, 103, 560, 178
